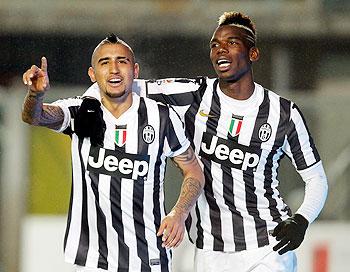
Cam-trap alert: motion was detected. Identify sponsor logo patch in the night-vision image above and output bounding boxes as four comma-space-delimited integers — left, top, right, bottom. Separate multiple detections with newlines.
199, 109, 217, 118
87, 146, 149, 181
199, 132, 260, 171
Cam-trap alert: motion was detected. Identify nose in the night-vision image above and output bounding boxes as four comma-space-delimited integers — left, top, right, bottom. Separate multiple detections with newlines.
217, 44, 228, 54
110, 61, 119, 73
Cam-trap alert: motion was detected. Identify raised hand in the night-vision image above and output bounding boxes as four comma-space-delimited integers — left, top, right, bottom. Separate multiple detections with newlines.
23, 56, 50, 93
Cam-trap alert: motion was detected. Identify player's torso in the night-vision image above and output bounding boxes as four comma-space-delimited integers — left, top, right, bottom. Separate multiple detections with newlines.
67, 95, 172, 271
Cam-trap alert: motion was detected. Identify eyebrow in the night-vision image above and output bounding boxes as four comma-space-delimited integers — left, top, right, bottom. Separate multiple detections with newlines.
97, 56, 130, 63
210, 36, 242, 44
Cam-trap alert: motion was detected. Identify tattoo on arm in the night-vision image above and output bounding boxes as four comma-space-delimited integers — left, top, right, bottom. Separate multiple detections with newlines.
174, 177, 203, 216
171, 147, 204, 216
172, 146, 197, 172
22, 91, 64, 130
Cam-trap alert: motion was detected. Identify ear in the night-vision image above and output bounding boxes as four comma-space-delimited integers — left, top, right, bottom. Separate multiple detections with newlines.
249, 47, 260, 62
134, 63, 140, 79
88, 67, 96, 82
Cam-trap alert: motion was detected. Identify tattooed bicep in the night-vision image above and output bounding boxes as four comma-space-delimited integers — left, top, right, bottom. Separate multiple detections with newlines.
172, 146, 197, 167
39, 104, 65, 130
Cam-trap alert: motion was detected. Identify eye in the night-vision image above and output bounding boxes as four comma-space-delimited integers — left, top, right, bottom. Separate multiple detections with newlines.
229, 40, 238, 45
210, 42, 219, 49
101, 61, 108, 65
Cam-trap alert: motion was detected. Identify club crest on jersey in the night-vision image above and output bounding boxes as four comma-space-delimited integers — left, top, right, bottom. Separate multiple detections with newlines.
258, 123, 272, 142
228, 115, 243, 137
143, 125, 155, 144
115, 125, 127, 147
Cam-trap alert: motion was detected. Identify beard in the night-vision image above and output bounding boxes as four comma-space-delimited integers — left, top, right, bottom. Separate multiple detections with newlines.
105, 88, 127, 99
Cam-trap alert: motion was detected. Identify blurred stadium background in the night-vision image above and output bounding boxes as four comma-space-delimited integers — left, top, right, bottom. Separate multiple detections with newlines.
0, 0, 349, 271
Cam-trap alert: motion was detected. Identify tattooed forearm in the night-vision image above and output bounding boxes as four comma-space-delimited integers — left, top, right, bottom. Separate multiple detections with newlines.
171, 146, 205, 217
173, 177, 203, 216
22, 91, 64, 130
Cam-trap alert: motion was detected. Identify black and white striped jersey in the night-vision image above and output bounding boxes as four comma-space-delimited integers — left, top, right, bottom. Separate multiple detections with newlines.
130, 77, 323, 252
51, 90, 190, 271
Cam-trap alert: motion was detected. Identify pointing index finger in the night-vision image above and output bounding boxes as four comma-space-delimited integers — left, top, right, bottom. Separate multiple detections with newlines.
41, 56, 48, 73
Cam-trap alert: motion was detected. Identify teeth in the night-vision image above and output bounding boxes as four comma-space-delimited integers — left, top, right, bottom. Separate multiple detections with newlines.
109, 79, 121, 83
217, 59, 230, 65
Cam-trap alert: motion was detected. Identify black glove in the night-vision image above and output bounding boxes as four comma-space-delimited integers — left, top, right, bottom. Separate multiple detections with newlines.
272, 214, 309, 255
74, 97, 106, 146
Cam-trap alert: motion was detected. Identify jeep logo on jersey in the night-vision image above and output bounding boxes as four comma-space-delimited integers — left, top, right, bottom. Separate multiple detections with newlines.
199, 133, 260, 171
87, 146, 149, 181
258, 123, 272, 142
115, 125, 127, 147
142, 125, 155, 144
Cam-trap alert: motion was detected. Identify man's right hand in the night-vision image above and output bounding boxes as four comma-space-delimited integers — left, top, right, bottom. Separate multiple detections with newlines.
22, 56, 50, 93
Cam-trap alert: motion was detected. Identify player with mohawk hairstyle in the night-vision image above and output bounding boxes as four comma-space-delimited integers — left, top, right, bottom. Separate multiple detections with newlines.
21, 33, 205, 272
78, 11, 328, 272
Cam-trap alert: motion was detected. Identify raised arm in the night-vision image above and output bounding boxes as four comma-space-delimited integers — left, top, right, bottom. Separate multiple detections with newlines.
157, 146, 205, 248
22, 57, 64, 130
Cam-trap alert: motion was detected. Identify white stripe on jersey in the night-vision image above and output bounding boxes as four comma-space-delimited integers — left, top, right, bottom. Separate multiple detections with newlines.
138, 77, 323, 253
52, 90, 189, 271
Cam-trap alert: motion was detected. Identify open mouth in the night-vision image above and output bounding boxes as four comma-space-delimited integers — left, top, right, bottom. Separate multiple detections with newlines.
216, 59, 232, 73
217, 59, 231, 69
108, 78, 122, 86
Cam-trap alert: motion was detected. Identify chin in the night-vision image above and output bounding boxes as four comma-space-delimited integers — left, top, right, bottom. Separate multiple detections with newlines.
106, 91, 126, 99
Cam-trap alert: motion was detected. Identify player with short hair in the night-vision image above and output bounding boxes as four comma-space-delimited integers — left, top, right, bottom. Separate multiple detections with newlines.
79, 11, 328, 272
22, 34, 205, 272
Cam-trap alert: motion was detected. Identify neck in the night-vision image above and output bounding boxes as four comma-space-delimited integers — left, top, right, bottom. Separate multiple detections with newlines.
101, 92, 133, 119
218, 73, 255, 100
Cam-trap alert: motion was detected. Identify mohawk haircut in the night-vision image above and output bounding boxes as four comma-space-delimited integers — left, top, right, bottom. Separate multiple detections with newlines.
218, 12, 257, 46
91, 33, 136, 66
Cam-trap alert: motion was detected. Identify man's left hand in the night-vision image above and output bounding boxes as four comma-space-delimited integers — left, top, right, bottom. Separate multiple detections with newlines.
272, 214, 309, 255
157, 210, 186, 249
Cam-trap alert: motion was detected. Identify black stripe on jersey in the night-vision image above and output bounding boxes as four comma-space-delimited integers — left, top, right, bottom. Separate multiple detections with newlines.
200, 79, 224, 251
290, 104, 321, 169
165, 109, 182, 153
90, 171, 108, 270
154, 103, 170, 272
245, 89, 270, 248
263, 96, 291, 223
184, 79, 208, 148
146, 78, 204, 107
226, 119, 246, 251
148, 92, 196, 107
64, 105, 80, 136
135, 98, 151, 271
110, 177, 130, 271
75, 139, 90, 266
64, 174, 74, 251
110, 136, 129, 271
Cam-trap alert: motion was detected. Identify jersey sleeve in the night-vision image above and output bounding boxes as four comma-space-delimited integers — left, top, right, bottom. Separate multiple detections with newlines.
283, 102, 321, 171
163, 106, 191, 158
295, 161, 328, 223
133, 78, 205, 119
50, 97, 82, 134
